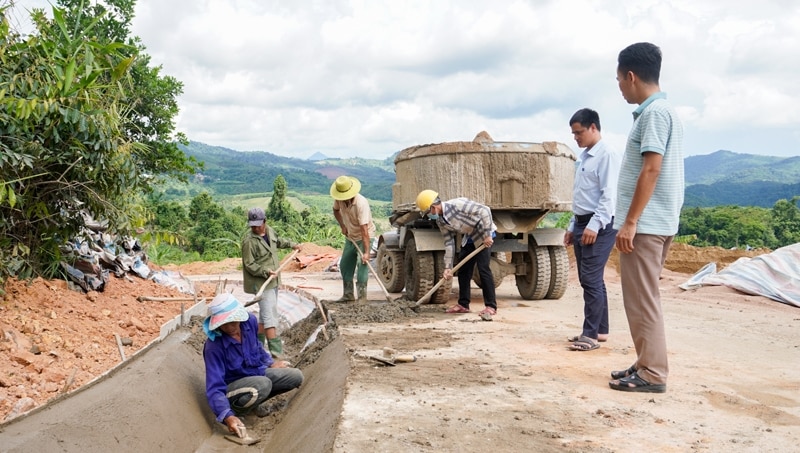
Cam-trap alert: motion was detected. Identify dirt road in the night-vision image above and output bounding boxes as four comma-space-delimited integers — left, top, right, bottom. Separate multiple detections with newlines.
299, 266, 800, 452
1, 251, 799, 452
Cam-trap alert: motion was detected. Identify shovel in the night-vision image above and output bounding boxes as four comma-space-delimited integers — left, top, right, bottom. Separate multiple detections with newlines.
412, 243, 487, 308
347, 237, 394, 303
244, 249, 300, 308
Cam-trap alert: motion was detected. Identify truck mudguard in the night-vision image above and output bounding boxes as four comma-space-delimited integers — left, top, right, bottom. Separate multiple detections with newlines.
530, 228, 565, 247
406, 229, 445, 251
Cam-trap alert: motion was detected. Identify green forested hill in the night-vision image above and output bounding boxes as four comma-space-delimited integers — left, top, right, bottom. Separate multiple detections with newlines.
684, 150, 784, 185
178, 142, 396, 201
683, 151, 800, 207
684, 181, 800, 207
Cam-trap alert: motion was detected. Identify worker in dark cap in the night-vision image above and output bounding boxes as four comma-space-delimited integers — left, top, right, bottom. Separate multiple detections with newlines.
241, 207, 301, 357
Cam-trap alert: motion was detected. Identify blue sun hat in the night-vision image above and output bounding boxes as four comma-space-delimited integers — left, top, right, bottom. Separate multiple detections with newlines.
202, 293, 250, 340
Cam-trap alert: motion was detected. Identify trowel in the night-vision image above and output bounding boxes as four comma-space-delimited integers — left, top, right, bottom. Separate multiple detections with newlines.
367, 348, 418, 366
224, 424, 260, 446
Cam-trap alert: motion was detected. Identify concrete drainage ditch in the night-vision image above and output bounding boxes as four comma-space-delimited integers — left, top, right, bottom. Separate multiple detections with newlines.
0, 286, 346, 452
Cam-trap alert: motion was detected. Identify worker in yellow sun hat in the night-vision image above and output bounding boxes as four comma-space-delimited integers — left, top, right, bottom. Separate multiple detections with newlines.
330, 176, 376, 303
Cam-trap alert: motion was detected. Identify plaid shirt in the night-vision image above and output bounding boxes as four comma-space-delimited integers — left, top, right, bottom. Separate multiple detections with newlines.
436, 198, 496, 268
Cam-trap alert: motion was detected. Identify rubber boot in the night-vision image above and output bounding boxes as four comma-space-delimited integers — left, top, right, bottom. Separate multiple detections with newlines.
267, 337, 283, 359
332, 281, 355, 303
356, 282, 368, 303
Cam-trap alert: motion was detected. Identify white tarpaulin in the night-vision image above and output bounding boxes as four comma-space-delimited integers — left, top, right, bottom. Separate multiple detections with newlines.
680, 243, 800, 308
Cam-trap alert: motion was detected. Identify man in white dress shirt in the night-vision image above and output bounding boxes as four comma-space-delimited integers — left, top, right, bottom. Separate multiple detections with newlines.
564, 108, 622, 352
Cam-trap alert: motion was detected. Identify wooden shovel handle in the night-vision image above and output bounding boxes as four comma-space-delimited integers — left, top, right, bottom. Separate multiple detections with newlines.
244, 249, 300, 307
347, 237, 393, 302
413, 243, 487, 307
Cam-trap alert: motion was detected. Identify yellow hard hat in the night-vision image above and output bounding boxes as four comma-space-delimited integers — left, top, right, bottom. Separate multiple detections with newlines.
416, 190, 439, 212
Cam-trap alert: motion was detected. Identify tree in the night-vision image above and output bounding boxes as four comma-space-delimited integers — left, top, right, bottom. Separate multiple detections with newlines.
186, 192, 244, 260
0, 1, 196, 279
771, 196, 800, 247
679, 205, 776, 249
267, 175, 301, 225
54, 0, 198, 182
1, 4, 137, 277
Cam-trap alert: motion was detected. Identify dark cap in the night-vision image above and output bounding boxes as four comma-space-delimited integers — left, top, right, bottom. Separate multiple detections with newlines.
247, 207, 266, 226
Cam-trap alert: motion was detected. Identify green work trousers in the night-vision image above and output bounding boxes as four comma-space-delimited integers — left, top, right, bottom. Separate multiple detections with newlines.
341, 239, 369, 286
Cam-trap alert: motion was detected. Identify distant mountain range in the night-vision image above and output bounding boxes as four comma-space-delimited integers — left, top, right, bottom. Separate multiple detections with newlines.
178, 142, 799, 207
684, 150, 800, 207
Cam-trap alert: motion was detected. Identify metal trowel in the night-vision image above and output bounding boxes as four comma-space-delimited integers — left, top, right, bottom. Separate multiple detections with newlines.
224, 424, 261, 446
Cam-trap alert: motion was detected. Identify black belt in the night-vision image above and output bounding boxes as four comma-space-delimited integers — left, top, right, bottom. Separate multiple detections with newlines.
575, 213, 594, 223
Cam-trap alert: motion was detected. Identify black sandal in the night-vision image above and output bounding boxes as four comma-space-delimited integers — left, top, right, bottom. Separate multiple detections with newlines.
609, 371, 666, 393
610, 364, 637, 380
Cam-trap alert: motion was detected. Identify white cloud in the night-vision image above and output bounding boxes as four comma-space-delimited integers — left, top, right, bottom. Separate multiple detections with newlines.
9, 0, 800, 158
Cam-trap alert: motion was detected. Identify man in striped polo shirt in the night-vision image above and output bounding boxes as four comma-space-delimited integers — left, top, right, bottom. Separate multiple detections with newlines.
609, 42, 684, 393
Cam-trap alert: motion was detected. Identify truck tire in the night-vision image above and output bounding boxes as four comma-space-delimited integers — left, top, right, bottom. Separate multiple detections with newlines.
514, 243, 551, 300
403, 237, 436, 301
376, 242, 405, 293
430, 251, 452, 304
472, 252, 505, 289
545, 246, 569, 299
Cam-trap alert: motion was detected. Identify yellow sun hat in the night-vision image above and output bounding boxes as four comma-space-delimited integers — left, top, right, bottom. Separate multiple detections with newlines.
330, 176, 361, 200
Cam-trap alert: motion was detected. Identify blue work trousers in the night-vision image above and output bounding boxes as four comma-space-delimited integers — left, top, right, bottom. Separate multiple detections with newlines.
573, 218, 617, 339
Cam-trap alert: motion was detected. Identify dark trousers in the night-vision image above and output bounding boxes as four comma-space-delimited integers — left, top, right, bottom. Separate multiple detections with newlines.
457, 241, 496, 309
573, 219, 617, 338
227, 368, 304, 415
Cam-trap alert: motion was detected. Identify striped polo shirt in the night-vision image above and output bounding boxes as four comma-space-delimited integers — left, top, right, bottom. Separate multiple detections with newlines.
614, 92, 684, 235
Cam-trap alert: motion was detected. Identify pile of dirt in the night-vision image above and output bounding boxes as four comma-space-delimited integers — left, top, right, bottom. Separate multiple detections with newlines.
161, 257, 241, 275
603, 241, 769, 275
0, 272, 218, 422
661, 241, 770, 274
284, 243, 341, 272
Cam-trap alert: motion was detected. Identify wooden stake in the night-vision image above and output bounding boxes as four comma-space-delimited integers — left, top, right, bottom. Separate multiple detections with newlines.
137, 296, 196, 302
114, 333, 126, 362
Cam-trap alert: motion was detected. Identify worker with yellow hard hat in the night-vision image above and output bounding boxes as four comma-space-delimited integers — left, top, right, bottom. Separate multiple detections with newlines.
416, 190, 497, 316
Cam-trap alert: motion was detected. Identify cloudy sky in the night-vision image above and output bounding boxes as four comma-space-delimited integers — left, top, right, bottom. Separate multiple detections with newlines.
9, 0, 800, 159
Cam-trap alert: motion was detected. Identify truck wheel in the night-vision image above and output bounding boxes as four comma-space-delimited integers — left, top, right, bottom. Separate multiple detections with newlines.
403, 237, 436, 301
545, 246, 569, 299
377, 243, 405, 293
514, 244, 551, 300
472, 252, 505, 289
430, 251, 452, 304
